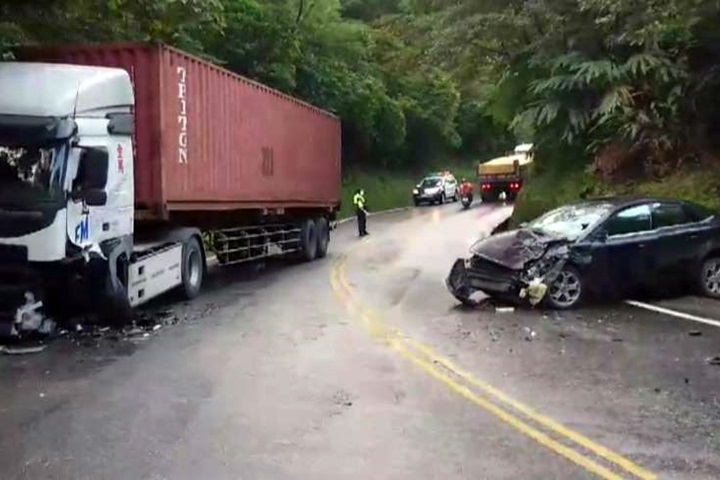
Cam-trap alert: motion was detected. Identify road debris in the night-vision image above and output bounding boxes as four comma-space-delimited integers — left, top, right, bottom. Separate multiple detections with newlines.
706, 356, 720, 366
523, 327, 537, 341
1, 344, 47, 355
496, 306, 515, 313
688, 330, 703, 337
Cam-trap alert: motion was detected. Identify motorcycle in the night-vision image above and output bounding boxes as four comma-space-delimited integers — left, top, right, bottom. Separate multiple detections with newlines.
458, 181, 474, 209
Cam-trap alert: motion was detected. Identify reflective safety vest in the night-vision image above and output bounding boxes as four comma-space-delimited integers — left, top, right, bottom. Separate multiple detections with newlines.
353, 192, 365, 210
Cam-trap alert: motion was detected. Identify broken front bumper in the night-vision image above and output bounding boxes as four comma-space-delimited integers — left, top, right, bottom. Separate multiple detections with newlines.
445, 257, 521, 304
445, 256, 554, 306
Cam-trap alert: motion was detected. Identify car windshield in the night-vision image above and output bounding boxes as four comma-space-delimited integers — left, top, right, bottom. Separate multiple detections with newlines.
528, 202, 614, 239
420, 178, 441, 188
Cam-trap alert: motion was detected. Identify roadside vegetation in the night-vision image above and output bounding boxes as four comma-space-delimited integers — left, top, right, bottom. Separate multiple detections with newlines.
3, 1, 720, 218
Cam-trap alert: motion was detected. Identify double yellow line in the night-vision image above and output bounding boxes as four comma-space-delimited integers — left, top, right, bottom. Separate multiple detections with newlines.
329, 254, 656, 480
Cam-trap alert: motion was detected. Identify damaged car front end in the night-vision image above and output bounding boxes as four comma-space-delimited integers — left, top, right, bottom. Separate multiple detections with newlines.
446, 200, 614, 309
446, 229, 573, 307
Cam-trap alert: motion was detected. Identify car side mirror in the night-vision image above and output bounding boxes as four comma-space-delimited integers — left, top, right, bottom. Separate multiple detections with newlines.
593, 228, 609, 242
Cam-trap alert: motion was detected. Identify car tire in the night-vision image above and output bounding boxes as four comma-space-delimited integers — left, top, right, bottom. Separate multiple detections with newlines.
314, 217, 330, 259
413, 199, 420, 207
698, 255, 720, 298
544, 265, 584, 310
440, 193, 446, 204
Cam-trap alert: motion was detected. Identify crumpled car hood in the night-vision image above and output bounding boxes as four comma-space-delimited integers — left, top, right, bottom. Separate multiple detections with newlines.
470, 228, 570, 270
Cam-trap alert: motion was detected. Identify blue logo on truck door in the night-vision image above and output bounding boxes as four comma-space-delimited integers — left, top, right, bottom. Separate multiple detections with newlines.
75, 215, 90, 243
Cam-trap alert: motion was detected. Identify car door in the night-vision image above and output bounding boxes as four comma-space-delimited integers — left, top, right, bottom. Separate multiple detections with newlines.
446, 176, 457, 197
650, 201, 703, 286
586, 203, 658, 296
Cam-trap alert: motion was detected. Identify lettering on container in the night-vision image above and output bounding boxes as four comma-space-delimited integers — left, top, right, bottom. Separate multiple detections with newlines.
178, 66, 188, 164
117, 144, 124, 174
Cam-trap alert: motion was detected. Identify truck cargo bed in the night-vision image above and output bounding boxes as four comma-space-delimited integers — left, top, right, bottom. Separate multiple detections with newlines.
16, 43, 342, 220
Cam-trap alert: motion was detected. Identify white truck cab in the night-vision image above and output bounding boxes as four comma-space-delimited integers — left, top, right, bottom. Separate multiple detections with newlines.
0, 62, 202, 334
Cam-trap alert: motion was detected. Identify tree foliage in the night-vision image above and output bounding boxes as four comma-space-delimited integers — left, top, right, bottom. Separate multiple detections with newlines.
0, 0, 512, 170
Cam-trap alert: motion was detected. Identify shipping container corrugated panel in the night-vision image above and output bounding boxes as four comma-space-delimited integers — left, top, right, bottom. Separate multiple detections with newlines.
15, 43, 342, 217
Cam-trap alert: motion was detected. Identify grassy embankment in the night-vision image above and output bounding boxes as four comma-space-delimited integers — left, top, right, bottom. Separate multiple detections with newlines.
339, 164, 477, 220
512, 166, 720, 226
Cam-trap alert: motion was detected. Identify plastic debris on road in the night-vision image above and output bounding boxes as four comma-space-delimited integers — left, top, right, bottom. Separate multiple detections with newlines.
706, 356, 720, 366
1, 344, 47, 355
495, 306, 515, 313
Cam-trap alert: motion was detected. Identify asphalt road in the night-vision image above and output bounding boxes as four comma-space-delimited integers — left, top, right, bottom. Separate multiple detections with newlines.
2, 202, 720, 479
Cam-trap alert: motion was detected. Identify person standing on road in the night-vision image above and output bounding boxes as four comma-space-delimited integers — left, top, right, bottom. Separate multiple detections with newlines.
353, 188, 369, 237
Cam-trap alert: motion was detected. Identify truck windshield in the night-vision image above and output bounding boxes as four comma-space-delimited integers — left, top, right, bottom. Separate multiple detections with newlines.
0, 143, 68, 207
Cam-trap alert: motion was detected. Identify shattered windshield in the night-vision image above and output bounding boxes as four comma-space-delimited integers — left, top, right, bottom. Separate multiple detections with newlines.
0, 144, 67, 206
528, 202, 614, 239
420, 178, 441, 188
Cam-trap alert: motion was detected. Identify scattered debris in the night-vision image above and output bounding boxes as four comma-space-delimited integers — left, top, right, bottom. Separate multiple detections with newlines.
612, 337, 623, 342
706, 356, 720, 366
523, 326, 537, 341
496, 306, 515, 314
1, 344, 47, 355
689, 330, 703, 337
685, 378, 690, 384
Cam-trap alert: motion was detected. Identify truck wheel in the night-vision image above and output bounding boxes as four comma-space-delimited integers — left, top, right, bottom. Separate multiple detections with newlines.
299, 219, 318, 262
101, 269, 133, 326
180, 237, 204, 300
315, 217, 330, 259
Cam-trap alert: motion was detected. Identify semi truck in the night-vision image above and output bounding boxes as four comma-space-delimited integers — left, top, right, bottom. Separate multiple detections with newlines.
477, 143, 533, 202
0, 43, 341, 333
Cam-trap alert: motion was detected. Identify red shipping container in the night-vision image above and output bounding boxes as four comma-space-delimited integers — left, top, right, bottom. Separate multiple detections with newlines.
15, 43, 342, 219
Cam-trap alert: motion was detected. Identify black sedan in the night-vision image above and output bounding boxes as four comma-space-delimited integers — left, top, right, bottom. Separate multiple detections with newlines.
446, 197, 720, 309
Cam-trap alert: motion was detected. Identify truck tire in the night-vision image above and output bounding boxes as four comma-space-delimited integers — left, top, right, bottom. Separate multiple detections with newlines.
101, 269, 133, 326
299, 219, 318, 262
315, 217, 330, 259
180, 236, 204, 300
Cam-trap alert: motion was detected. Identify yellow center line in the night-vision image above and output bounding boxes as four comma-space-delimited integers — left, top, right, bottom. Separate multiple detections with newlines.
329, 252, 657, 480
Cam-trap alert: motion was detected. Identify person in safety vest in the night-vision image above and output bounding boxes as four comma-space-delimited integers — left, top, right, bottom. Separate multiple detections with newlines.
353, 188, 369, 237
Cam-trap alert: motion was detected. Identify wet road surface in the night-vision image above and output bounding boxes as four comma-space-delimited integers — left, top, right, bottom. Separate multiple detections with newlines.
2, 203, 720, 479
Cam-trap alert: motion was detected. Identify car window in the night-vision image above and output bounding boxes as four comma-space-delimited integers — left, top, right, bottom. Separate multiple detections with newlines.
652, 202, 691, 228
683, 202, 715, 223
528, 202, 614, 239
604, 204, 652, 236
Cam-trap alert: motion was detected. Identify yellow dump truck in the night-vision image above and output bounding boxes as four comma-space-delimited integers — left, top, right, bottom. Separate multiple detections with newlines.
477, 143, 534, 202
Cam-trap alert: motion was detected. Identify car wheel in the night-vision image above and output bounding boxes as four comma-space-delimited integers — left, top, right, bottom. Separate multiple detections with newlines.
413, 199, 420, 207
699, 256, 720, 298
545, 266, 583, 309
440, 193, 446, 204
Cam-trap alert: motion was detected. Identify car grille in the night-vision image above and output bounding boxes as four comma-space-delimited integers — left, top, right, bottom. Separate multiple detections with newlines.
469, 256, 517, 281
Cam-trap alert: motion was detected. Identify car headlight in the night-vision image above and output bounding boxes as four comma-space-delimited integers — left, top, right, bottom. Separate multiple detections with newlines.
413, 188, 419, 194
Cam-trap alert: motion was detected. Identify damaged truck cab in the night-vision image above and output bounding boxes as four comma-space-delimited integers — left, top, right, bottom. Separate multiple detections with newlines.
0, 63, 143, 331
